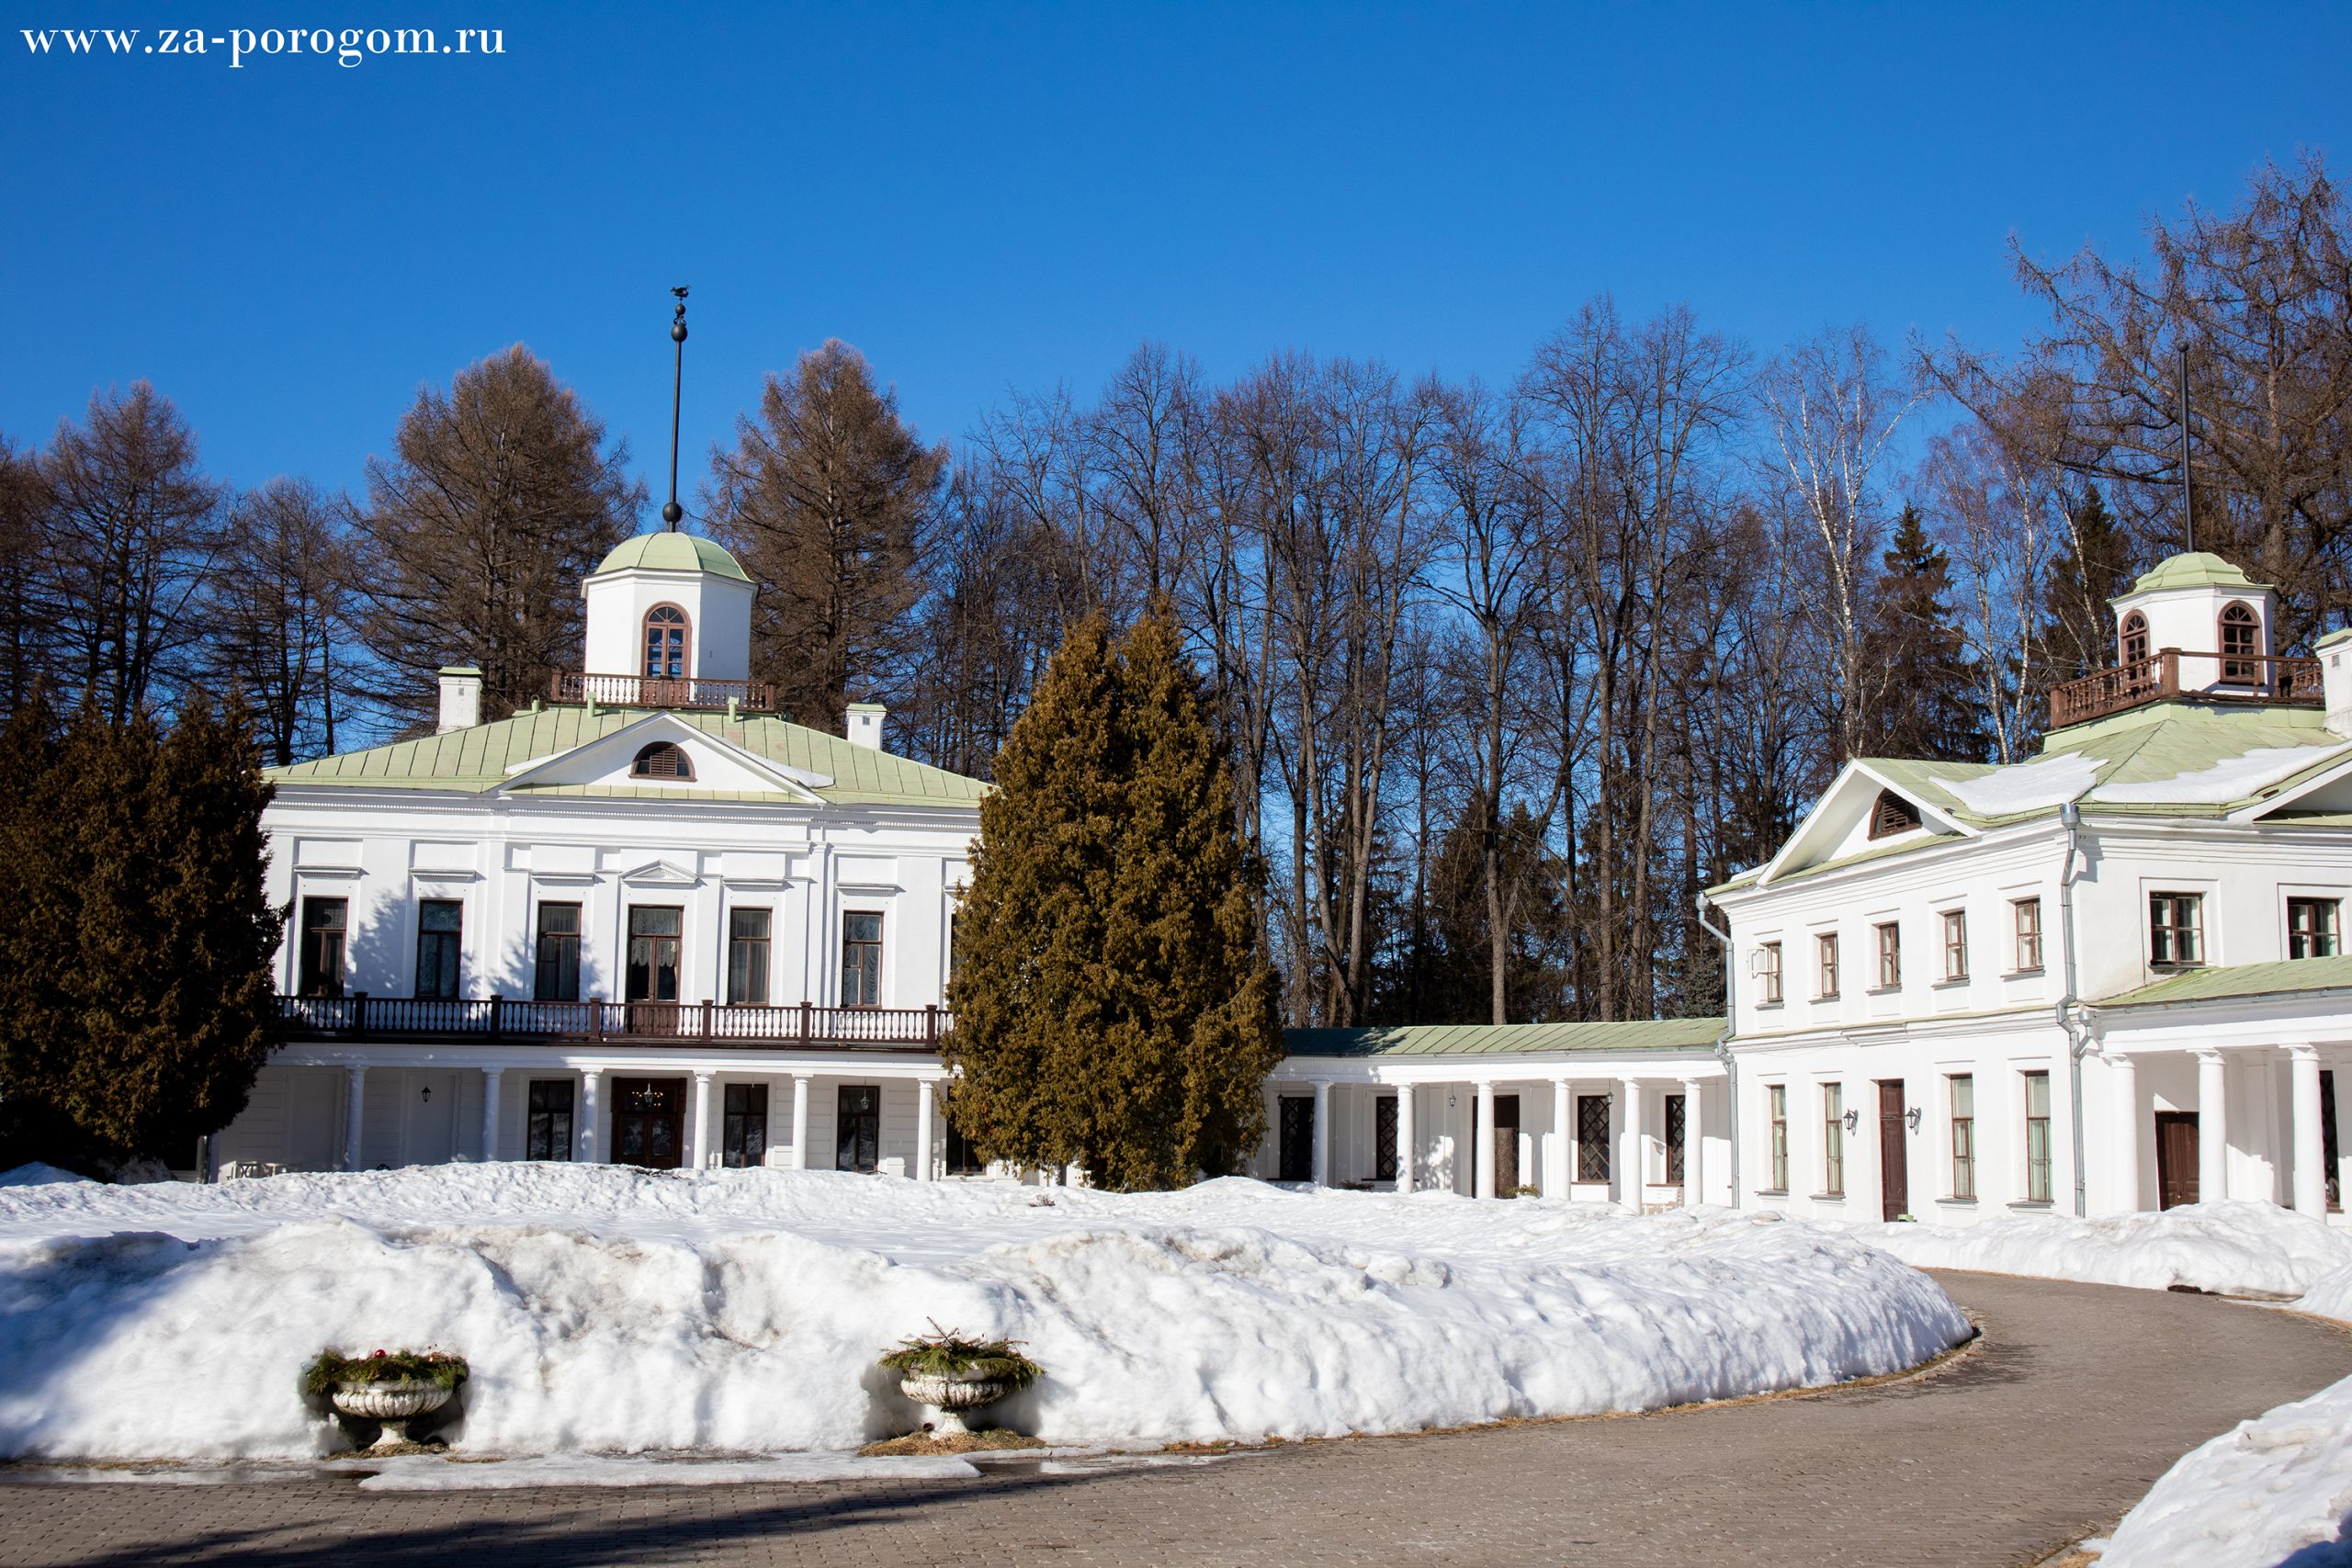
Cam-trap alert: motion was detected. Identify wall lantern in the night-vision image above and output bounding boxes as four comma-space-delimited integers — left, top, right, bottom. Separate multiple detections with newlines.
1841, 1108, 1859, 1132
420, 1085, 433, 1103
1905, 1107, 1923, 1133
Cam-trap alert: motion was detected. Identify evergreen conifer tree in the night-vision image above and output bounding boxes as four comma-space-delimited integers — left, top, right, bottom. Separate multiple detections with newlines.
944, 607, 1282, 1190
2040, 486, 2136, 683
1864, 504, 1986, 761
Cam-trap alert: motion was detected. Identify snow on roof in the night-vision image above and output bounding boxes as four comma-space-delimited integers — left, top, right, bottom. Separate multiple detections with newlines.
1285, 1019, 1724, 1058
2094, 742, 2352, 806
1925, 752, 2098, 817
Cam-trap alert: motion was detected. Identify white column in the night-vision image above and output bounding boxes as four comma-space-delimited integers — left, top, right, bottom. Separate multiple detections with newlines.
2291, 1045, 2327, 1217
789, 1072, 812, 1170
480, 1068, 503, 1164
916, 1077, 936, 1182
577, 1069, 603, 1164
342, 1066, 368, 1172
1310, 1080, 1331, 1188
1395, 1084, 1416, 1194
690, 1071, 716, 1171
2197, 1050, 2227, 1202
1552, 1077, 1573, 1196
1619, 1078, 1645, 1208
1681, 1078, 1705, 1206
1474, 1080, 1497, 1199
2109, 1052, 2141, 1213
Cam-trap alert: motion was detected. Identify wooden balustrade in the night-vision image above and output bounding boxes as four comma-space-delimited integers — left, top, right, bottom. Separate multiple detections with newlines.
2050, 649, 2321, 729
277, 994, 945, 1053
550, 671, 777, 712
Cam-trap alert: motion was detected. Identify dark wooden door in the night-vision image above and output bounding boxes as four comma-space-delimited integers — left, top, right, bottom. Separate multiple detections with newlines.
1494, 1094, 1521, 1195
2155, 1111, 2199, 1209
1278, 1097, 1313, 1182
836, 1085, 879, 1172
1878, 1079, 1908, 1223
610, 1077, 685, 1169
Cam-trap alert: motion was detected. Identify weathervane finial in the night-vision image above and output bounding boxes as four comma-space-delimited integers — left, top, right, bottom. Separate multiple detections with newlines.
663, 286, 689, 530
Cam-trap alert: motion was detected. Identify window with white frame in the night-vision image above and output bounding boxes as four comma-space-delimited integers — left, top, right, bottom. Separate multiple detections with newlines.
2011, 897, 2043, 973
1873, 922, 1901, 989
2289, 897, 2340, 960
1767, 1085, 1789, 1191
2023, 1071, 2052, 1202
1940, 909, 1968, 982
1815, 932, 1840, 999
1948, 1074, 1975, 1199
1758, 941, 1782, 1005
1822, 1082, 1845, 1196
2149, 893, 2204, 966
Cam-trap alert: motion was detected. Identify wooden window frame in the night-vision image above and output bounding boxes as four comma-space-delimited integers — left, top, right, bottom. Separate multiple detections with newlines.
2022, 1070, 2053, 1203
1868, 791, 1922, 840
721, 1082, 769, 1168
2289, 897, 2341, 961
1576, 1094, 1611, 1182
1766, 1084, 1789, 1192
1815, 931, 1840, 999
642, 603, 691, 680
630, 741, 695, 781
414, 898, 463, 1000
1940, 908, 1969, 983
1948, 1074, 1975, 1200
2218, 600, 2260, 682
534, 901, 582, 1002
2149, 892, 2205, 967
2120, 609, 2150, 667
727, 907, 772, 1005
2011, 897, 2043, 974
526, 1078, 574, 1161
1758, 941, 1782, 1005
842, 910, 885, 1008
298, 896, 347, 998
1872, 921, 1901, 990
1822, 1082, 1846, 1197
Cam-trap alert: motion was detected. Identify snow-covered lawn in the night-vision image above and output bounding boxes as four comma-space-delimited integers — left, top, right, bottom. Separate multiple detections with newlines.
0, 1163, 1967, 1461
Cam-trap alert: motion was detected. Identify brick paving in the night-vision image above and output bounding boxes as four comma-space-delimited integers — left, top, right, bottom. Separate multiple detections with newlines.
3, 1270, 2347, 1568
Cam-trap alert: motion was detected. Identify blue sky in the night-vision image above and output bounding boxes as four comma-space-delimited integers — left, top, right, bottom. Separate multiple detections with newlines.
5, 2, 2347, 508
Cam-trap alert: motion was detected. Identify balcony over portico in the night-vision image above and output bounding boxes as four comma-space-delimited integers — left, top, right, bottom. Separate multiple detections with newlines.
278, 994, 947, 1054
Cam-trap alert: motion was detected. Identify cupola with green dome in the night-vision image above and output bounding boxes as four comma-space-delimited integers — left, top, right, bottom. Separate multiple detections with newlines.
2106, 547, 2278, 697
581, 529, 756, 684
590, 531, 752, 583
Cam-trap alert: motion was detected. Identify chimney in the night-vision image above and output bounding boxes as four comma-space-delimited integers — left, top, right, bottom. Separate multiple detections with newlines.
846, 702, 887, 751
437, 666, 483, 734
2322, 630, 2352, 738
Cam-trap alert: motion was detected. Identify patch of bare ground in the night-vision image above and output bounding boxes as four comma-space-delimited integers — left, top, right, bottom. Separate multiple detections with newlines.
858, 1429, 1047, 1457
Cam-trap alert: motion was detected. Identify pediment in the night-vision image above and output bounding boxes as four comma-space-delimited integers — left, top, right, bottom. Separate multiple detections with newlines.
1755, 763, 1971, 886
619, 858, 702, 886
495, 712, 829, 802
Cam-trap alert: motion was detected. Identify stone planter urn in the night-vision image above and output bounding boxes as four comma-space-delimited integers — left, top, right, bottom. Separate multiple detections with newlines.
330, 1379, 455, 1449
898, 1369, 1012, 1433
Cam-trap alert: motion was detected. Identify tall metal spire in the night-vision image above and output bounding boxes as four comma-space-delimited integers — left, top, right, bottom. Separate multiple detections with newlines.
663, 286, 689, 530
2177, 342, 2196, 553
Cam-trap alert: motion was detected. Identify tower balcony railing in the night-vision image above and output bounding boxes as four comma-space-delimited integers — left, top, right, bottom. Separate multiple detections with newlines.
277, 994, 945, 1054
2049, 649, 2322, 729
551, 671, 776, 712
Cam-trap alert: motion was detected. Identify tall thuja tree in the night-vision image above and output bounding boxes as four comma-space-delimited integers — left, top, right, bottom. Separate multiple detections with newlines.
1864, 504, 1985, 761
944, 607, 1281, 1189
0, 697, 278, 1170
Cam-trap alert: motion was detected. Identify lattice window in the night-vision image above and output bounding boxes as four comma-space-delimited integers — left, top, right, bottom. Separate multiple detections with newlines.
631, 741, 694, 780
1869, 791, 1921, 839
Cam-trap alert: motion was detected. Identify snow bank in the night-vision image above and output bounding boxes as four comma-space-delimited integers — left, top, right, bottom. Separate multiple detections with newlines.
0, 1164, 1969, 1461
1849, 1201, 2352, 1299
0, 1164, 89, 1190
1930, 752, 2098, 817
2099, 1374, 2352, 1568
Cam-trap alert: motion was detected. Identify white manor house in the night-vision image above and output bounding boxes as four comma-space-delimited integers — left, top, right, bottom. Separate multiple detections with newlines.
214, 535, 2352, 1229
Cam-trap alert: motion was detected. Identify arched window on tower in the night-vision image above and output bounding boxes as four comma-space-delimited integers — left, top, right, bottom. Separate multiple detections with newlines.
2219, 601, 2260, 683
631, 741, 694, 781
2120, 610, 2150, 668
642, 604, 689, 681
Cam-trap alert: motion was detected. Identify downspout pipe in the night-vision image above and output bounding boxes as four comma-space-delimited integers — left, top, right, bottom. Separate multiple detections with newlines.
2059, 800, 2092, 1218
1695, 893, 1741, 1210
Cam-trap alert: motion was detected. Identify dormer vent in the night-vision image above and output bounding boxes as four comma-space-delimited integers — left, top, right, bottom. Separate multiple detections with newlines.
1868, 791, 1921, 839
631, 741, 695, 781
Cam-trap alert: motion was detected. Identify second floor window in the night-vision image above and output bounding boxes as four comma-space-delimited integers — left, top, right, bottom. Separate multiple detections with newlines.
1874, 922, 1901, 989
729, 908, 772, 1005
1822, 1082, 1845, 1196
2012, 897, 2043, 973
2150, 893, 2205, 966
535, 903, 581, 1001
1941, 909, 1969, 982
415, 900, 462, 999
1759, 941, 1783, 1005
1949, 1074, 1975, 1200
842, 911, 884, 1007
643, 604, 689, 679
2290, 897, 2341, 960
1816, 932, 1840, 998
298, 897, 347, 998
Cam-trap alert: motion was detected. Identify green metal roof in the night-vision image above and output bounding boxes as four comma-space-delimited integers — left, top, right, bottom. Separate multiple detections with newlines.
2095, 954, 2352, 1010
590, 532, 752, 583
2118, 550, 2269, 597
266, 707, 985, 810
1284, 1018, 1724, 1059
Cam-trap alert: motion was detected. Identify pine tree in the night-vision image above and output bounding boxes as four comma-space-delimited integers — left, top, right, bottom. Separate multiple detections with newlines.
944, 607, 1282, 1190
2039, 486, 2136, 682
1864, 504, 1985, 761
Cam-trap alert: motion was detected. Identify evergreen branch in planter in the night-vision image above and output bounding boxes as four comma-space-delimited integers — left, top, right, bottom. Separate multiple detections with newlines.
877, 1323, 1043, 1389
302, 1348, 470, 1398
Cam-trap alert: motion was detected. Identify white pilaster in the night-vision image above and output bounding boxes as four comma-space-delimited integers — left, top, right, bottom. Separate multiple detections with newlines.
916, 1077, 936, 1182
690, 1071, 716, 1171
1620, 1078, 1645, 1208
2109, 1052, 2141, 1213
578, 1069, 603, 1164
2290, 1045, 2327, 1217
2196, 1050, 2227, 1202
1681, 1078, 1704, 1206
1311, 1079, 1331, 1188
481, 1068, 503, 1164
1395, 1084, 1415, 1194
1475, 1080, 1497, 1199
342, 1066, 368, 1172
1552, 1077, 1573, 1196
789, 1072, 812, 1170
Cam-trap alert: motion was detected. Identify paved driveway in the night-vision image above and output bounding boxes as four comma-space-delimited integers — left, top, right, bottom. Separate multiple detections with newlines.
4, 1270, 2347, 1568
